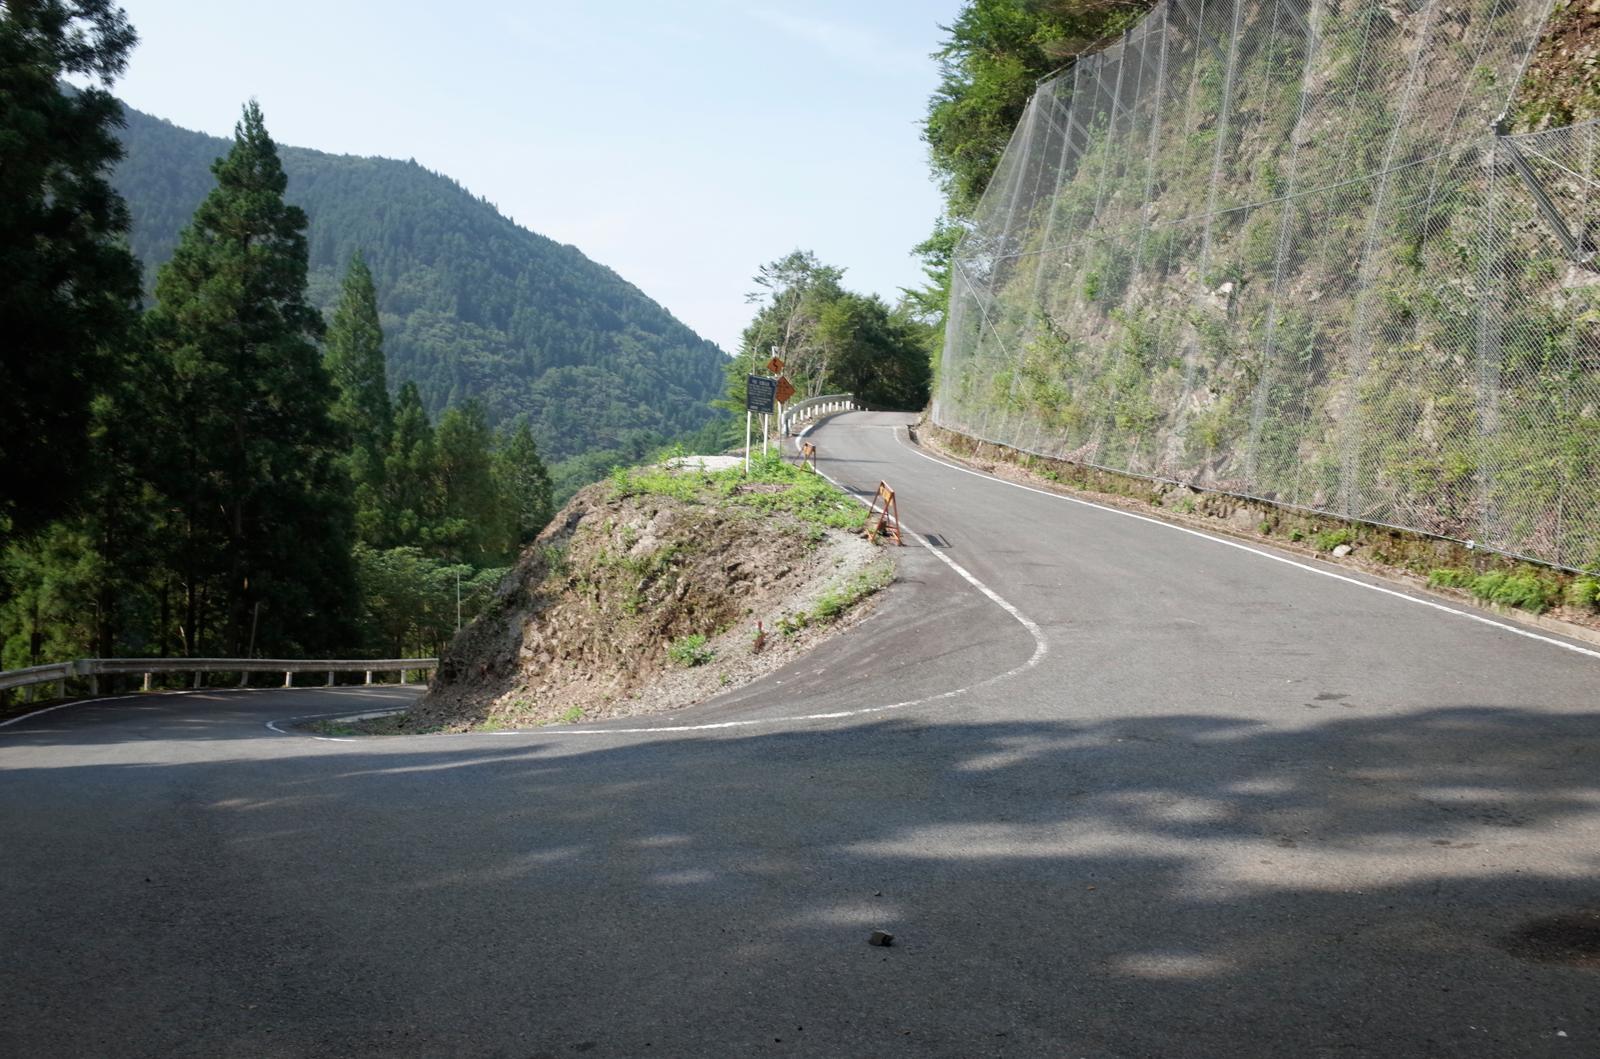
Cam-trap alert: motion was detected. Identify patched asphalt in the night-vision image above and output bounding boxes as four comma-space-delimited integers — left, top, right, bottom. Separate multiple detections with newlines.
3, 412, 1598, 1056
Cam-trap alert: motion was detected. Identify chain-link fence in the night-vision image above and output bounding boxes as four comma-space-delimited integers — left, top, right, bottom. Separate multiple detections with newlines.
935, 0, 1600, 568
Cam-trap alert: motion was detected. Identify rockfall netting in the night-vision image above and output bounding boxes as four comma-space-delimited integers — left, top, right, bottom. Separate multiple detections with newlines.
935, 0, 1600, 567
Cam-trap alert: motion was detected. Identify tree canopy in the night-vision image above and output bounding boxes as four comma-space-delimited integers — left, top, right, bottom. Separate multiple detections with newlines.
719, 251, 932, 429
0, 0, 141, 541
144, 100, 355, 655
924, 0, 1150, 218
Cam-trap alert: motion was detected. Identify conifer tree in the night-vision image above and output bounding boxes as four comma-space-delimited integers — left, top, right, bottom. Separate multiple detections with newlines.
146, 101, 355, 655
493, 420, 554, 554
0, 0, 141, 540
382, 382, 440, 549
433, 401, 498, 563
325, 253, 392, 543
325, 253, 392, 461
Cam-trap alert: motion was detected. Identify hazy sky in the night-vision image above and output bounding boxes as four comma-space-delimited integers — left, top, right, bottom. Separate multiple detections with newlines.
108, 0, 962, 352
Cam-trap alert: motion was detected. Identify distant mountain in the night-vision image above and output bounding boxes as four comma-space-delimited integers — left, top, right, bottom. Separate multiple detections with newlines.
111, 104, 728, 463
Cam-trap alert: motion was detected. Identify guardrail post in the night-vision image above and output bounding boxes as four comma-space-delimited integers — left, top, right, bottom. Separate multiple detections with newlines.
143, 672, 152, 692
238, 670, 248, 688
400, 668, 409, 685
364, 670, 373, 685
24, 686, 34, 704
326, 670, 335, 687
89, 674, 99, 696
193, 671, 203, 689
56, 679, 65, 699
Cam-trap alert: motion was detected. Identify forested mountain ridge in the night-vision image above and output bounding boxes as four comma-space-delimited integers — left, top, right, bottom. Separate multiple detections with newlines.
112, 103, 727, 464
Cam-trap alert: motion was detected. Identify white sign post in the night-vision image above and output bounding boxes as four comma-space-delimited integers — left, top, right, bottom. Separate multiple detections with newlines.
744, 374, 777, 474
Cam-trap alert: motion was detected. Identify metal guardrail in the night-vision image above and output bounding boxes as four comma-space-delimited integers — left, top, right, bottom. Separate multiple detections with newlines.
0, 657, 438, 702
781, 394, 856, 436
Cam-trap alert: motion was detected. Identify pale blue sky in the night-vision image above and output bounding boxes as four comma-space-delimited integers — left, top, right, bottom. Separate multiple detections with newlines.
109, 0, 962, 352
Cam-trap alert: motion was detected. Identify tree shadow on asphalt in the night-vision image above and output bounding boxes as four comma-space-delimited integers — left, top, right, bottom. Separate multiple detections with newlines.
4, 705, 1599, 1056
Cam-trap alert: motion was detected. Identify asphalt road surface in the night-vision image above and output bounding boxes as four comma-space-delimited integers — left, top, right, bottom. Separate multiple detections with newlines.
4, 412, 1599, 1057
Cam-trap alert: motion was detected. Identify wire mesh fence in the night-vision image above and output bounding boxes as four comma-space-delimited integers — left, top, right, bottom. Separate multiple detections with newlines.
935, 0, 1600, 568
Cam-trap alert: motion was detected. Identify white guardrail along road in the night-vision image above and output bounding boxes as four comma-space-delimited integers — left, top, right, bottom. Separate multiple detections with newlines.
780, 394, 856, 436
0, 657, 438, 701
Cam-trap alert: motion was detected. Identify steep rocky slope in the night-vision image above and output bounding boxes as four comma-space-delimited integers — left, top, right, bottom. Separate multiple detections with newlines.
405, 458, 890, 730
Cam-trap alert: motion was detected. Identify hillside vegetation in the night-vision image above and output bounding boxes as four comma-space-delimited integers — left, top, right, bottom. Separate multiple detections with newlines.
2, 20, 567, 677
924, 0, 1600, 568
112, 105, 727, 467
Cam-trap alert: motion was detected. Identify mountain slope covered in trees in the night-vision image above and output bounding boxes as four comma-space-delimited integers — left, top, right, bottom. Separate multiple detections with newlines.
111, 104, 727, 465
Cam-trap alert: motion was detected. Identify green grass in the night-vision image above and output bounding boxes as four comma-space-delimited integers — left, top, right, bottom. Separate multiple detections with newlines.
305, 712, 412, 736
1312, 527, 1356, 552
1566, 576, 1600, 610
1429, 567, 1558, 613
537, 704, 585, 726
1471, 570, 1557, 613
610, 451, 869, 535
308, 721, 359, 736
1427, 567, 1474, 590
779, 561, 895, 637
667, 633, 715, 667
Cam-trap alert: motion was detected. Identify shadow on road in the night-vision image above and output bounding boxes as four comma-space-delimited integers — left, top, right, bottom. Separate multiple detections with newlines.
4, 703, 1599, 1055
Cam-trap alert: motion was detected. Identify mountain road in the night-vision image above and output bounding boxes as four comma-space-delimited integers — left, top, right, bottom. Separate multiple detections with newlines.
4, 411, 1598, 1056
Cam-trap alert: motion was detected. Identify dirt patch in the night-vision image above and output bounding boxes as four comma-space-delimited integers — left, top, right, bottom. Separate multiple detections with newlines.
399, 461, 891, 732
1518, 0, 1600, 128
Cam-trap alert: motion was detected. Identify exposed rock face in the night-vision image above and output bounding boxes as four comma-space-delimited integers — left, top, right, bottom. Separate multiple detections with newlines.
409, 479, 882, 730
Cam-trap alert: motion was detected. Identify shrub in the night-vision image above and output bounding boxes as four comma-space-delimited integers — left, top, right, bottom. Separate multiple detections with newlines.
1429, 567, 1556, 613
1469, 570, 1555, 613
667, 633, 714, 667
1565, 576, 1600, 610
1312, 527, 1355, 552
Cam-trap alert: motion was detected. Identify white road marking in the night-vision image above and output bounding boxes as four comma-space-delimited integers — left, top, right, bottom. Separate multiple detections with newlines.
897, 424, 1600, 663
0, 696, 119, 728
0, 685, 418, 734
265, 705, 410, 741
264, 430, 1051, 740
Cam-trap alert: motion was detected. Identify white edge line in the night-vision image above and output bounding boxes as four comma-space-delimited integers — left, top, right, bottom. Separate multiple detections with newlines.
899, 426, 1600, 663
0, 685, 418, 733
265, 423, 1050, 740
0, 697, 113, 728
266, 706, 410, 741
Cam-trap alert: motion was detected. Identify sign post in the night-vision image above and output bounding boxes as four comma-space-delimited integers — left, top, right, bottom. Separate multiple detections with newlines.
773, 376, 796, 436
766, 354, 786, 448
744, 374, 777, 473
